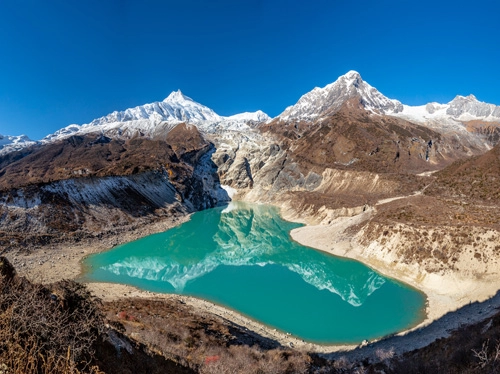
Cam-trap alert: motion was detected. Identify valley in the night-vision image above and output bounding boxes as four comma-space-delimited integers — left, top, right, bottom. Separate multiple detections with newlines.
2, 71, 500, 372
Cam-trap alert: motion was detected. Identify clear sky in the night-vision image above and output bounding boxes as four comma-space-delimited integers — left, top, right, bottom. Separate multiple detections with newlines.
1, 0, 499, 140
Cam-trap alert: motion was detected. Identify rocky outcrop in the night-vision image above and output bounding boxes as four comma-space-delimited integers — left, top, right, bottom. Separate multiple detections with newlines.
0, 127, 229, 249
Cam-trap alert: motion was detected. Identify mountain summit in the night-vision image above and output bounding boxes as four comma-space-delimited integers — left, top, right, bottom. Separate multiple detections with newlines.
163, 89, 191, 103
41, 91, 270, 143
446, 94, 500, 119
278, 71, 403, 121
5, 70, 500, 151
85, 90, 221, 128
277, 70, 500, 130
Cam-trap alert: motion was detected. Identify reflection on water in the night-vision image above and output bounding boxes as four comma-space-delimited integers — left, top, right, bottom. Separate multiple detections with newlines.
102, 202, 385, 306
83, 201, 425, 343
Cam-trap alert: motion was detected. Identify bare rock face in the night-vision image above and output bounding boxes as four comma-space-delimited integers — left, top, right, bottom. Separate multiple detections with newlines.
446, 94, 500, 118
222, 156, 254, 188
0, 127, 229, 249
210, 131, 294, 196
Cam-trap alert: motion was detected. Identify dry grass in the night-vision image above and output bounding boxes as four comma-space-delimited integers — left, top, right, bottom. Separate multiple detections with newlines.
0, 257, 105, 373
425, 143, 500, 204
103, 298, 312, 374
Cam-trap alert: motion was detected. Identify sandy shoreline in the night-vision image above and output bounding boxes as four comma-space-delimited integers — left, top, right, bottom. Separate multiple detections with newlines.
285, 203, 500, 358
288, 207, 500, 328
6, 201, 500, 359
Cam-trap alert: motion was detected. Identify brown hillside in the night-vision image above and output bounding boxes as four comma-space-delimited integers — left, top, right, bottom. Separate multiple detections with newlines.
166, 122, 211, 163
425, 143, 500, 204
0, 135, 177, 190
262, 102, 447, 175
0, 124, 211, 192
463, 120, 500, 145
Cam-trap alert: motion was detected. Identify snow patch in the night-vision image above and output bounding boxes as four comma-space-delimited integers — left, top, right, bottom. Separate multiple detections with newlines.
221, 185, 238, 198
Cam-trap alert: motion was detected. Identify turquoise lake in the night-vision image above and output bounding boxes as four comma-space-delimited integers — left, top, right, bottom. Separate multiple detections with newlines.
81, 202, 426, 344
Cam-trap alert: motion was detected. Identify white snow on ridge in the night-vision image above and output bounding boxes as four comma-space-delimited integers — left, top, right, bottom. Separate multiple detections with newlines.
227, 110, 271, 123
39, 90, 271, 144
6, 72, 500, 156
276, 71, 500, 126
0, 134, 37, 156
278, 70, 404, 121
393, 95, 500, 125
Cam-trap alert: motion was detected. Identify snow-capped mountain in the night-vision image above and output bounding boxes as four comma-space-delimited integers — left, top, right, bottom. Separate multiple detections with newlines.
42, 90, 270, 143
0, 134, 37, 156
88, 90, 222, 127
5, 70, 500, 155
277, 70, 500, 127
278, 70, 404, 121
396, 94, 500, 124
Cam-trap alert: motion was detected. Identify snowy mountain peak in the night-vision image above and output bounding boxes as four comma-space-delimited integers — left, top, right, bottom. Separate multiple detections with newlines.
38, 91, 272, 145
344, 70, 361, 78
445, 94, 500, 119
450, 94, 478, 104
278, 71, 403, 121
0, 133, 37, 156
163, 89, 192, 103
79, 91, 222, 129
341, 70, 362, 84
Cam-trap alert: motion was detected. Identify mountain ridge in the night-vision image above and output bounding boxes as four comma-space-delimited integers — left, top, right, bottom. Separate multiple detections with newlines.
2, 70, 500, 159
0, 134, 36, 156
277, 71, 500, 125
40, 91, 271, 145
277, 70, 404, 121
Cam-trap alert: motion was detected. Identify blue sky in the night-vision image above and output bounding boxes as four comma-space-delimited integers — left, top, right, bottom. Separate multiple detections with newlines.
1, 0, 499, 140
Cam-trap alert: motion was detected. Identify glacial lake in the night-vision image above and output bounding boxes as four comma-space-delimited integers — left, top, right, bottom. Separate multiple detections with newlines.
82, 202, 426, 344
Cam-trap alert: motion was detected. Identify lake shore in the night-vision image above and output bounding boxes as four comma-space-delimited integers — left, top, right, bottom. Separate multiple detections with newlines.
287, 206, 500, 329
284, 202, 500, 358
7, 200, 500, 360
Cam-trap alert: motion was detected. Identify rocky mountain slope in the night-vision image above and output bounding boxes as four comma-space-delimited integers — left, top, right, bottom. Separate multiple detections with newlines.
425, 142, 500, 204
2, 70, 499, 251
2, 70, 500, 372
0, 125, 228, 249
273, 71, 499, 165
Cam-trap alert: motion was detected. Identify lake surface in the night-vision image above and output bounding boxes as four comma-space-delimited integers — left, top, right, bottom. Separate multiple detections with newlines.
82, 202, 426, 344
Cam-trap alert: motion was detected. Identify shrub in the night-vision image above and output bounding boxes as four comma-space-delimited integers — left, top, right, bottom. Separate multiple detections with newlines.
0, 257, 104, 373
